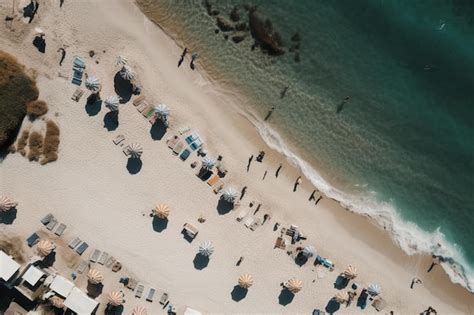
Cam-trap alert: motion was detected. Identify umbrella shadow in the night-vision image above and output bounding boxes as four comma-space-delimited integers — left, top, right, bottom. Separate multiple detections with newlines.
325, 299, 341, 313
197, 168, 212, 181
152, 217, 168, 233
42, 251, 56, 267
217, 198, 234, 215
334, 275, 350, 289
295, 253, 309, 267
103, 112, 119, 131
87, 282, 103, 298
114, 72, 133, 103
231, 285, 248, 302
278, 288, 295, 306
0, 208, 17, 224
105, 304, 124, 315
85, 95, 102, 116
32, 36, 46, 53
150, 120, 167, 141
126, 158, 142, 174
193, 253, 210, 270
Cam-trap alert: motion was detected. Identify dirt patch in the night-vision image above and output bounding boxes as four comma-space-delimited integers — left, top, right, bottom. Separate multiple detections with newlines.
0, 235, 27, 264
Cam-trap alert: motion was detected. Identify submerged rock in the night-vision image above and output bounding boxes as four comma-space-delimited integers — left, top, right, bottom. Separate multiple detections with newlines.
230, 7, 241, 22
291, 32, 301, 42
211, 9, 219, 16
232, 32, 246, 43
248, 8, 285, 55
235, 22, 247, 31
216, 16, 234, 32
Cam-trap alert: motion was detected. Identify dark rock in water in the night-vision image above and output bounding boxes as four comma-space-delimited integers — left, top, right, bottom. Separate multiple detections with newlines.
294, 43, 300, 50
248, 7, 285, 55
243, 4, 250, 11
230, 7, 241, 22
289, 46, 295, 53
216, 16, 234, 32
294, 52, 300, 62
211, 9, 219, 16
89, 50, 95, 57
204, 0, 213, 15
215, 29, 220, 34
224, 34, 229, 40
232, 32, 246, 43
291, 32, 301, 42
235, 22, 247, 31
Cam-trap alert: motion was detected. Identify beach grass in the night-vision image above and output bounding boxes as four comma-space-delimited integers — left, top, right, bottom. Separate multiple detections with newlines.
26, 100, 48, 119
27, 131, 43, 161
41, 120, 60, 165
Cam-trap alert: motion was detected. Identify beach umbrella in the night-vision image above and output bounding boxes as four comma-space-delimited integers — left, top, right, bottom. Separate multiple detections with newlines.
107, 291, 124, 306
85, 76, 101, 93
201, 157, 216, 170
87, 269, 104, 285
37, 239, 55, 257
198, 241, 214, 257
0, 195, 17, 212
34, 27, 44, 35
238, 273, 254, 289
285, 278, 303, 294
104, 95, 120, 112
154, 104, 170, 121
154, 204, 170, 219
221, 187, 238, 203
120, 65, 136, 81
115, 55, 128, 67
132, 306, 147, 315
49, 296, 65, 309
367, 283, 381, 296
343, 264, 357, 279
334, 291, 349, 303
302, 245, 316, 258
127, 143, 143, 159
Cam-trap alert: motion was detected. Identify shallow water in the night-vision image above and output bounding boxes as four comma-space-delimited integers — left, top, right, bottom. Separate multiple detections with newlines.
137, 0, 474, 291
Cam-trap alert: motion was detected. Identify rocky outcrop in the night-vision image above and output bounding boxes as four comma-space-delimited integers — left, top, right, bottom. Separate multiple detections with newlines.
235, 22, 247, 31
230, 7, 241, 22
231, 32, 246, 43
216, 16, 234, 32
291, 32, 301, 42
248, 8, 285, 55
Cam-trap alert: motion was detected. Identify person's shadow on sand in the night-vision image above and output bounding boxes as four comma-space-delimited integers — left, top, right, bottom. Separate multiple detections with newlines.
231, 285, 248, 302
193, 253, 210, 270
104, 112, 119, 131
0, 208, 17, 225
152, 217, 168, 233
126, 158, 142, 174
278, 288, 295, 306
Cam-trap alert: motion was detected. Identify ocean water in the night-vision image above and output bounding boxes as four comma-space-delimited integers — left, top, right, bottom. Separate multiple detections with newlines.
137, 0, 474, 291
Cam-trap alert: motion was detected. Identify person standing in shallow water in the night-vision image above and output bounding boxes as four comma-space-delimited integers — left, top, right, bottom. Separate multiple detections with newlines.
247, 155, 253, 172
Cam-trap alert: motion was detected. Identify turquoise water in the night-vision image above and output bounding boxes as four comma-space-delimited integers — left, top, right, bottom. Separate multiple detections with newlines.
142, 0, 474, 290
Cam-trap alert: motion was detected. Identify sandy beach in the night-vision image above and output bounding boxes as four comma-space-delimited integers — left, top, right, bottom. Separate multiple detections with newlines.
1, 0, 473, 314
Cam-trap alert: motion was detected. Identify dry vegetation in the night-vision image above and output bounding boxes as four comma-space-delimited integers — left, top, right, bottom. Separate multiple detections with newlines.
16, 130, 29, 156
27, 131, 43, 161
26, 99, 48, 118
40, 120, 60, 165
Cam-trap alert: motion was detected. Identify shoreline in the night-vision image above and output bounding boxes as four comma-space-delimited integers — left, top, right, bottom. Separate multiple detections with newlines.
134, 0, 474, 294
0, 0, 472, 313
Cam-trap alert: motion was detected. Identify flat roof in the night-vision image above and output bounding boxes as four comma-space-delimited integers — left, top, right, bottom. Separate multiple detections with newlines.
0, 250, 20, 282
184, 307, 202, 315
64, 287, 98, 314
22, 265, 44, 286
49, 275, 74, 297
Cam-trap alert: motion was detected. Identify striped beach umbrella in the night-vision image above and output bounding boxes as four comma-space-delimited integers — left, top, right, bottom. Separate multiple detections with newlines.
221, 187, 238, 203
127, 143, 143, 159
104, 95, 120, 112
201, 157, 216, 170
154, 104, 170, 121
198, 241, 214, 257
367, 283, 381, 296
0, 195, 17, 212
132, 306, 147, 315
49, 296, 65, 309
107, 291, 124, 306
154, 204, 170, 219
343, 265, 357, 279
285, 278, 303, 293
87, 269, 104, 285
85, 76, 101, 93
238, 273, 254, 289
115, 55, 128, 67
302, 245, 316, 258
334, 291, 349, 303
37, 239, 55, 257
120, 65, 136, 81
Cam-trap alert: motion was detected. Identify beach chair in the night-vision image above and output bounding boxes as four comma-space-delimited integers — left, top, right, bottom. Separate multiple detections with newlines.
236, 210, 247, 222
190, 138, 203, 151
98, 252, 108, 265
40, 213, 53, 225
207, 174, 220, 186
146, 288, 156, 302
122, 145, 131, 157
71, 77, 82, 86
26, 233, 40, 247
179, 148, 191, 161
244, 217, 255, 229
113, 134, 125, 145
73, 56, 86, 69
132, 95, 146, 106
71, 87, 84, 102
182, 223, 199, 240
105, 256, 116, 268
54, 223, 67, 236
75, 242, 89, 255
135, 284, 144, 298
213, 180, 224, 194
137, 101, 149, 112
68, 237, 81, 249
77, 261, 88, 274
89, 249, 101, 263
112, 261, 122, 272
250, 218, 262, 231
46, 218, 58, 231
142, 106, 155, 118
172, 141, 184, 155
159, 292, 169, 305
185, 132, 199, 145
167, 135, 180, 149
274, 237, 286, 249
126, 278, 138, 290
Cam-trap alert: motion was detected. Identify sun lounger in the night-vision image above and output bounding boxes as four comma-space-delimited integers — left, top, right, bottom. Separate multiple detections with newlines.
71, 87, 85, 101
190, 139, 203, 151
46, 218, 58, 231
105, 256, 116, 268
71, 77, 82, 86
98, 251, 108, 265
75, 242, 89, 255
54, 223, 67, 236
182, 223, 199, 240
172, 141, 185, 155
73, 56, 86, 69
89, 249, 101, 263
236, 210, 247, 222
135, 284, 144, 298
26, 233, 40, 247
41, 213, 53, 225
126, 278, 138, 290
250, 218, 261, 231
207, 174, 220, 186
178, 126, 191, 135
180, 148, 191, 161
213, 180, 224, 194
113, 134, 125, 145
244, 217, 255, 229
133, 95, 146, 106
68, 237, 81, 249
159, 292, 169, 305
146, 288, 156, 302
123, 145, 131, 157
77, 261, 88, 274
167, 136, 180, 149
274, 237, 286, 249
142, 106, 154, 118
372, 298, 387, 311
112, 261, 122, 272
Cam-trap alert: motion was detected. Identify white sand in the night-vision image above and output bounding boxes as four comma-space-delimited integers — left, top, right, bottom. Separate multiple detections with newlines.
1, 0, 473, 314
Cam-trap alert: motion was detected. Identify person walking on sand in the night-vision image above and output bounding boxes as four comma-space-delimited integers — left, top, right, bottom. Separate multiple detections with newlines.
190, 52, 198, 70
315, 196, 323, 205
247, 155, 253, 172
264, 106, 275, 121
240, 186, 247, 200
262, 170, 267, 180
275, 163, 282, 178
280, 86, 289, 98
410, 277, 422, 289
60, 0, 64, 8
178, 47, 187, 67
293, 176, 302, 192
309, 190, 316, 201
427, 256, 440, 272
57, 48, 66, 66
236, 256, 244, 266
254, 203, 261, 215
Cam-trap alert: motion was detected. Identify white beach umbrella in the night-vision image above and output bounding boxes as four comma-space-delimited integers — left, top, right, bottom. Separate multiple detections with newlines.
37, 239, 55, 257
120, 65, 136, 81
154, 103, 170, 121
343, 264, 358, 279
221, 187, 238, 203
367, 283, 381, 296
107, 291, 124, 306
201, 157, 216, 170
302, 245, 316, 258
115, 55, 128, 67
198, 241, 214, 257
132, 306, 147, 315
128, 143, 143, 159
238, 274, 254, 289
34, 27, 44, 35
87, 269, 104, 285
0, 195, 17, 212
49, 296, 65, 309
85, 76, 101, 93
104, 95, 120, 112
284, 278, 303, 294
334, 291, 349, 303
154, 204, 170, 219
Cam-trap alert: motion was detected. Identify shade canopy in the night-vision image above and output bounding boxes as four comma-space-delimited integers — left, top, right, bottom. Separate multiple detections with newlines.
367, 283, 381, 296
343, 264, 357, 279
0, 250, 20, 282
37, 239, 55, 257
128, 143, 143, 159
107, 291, 124, 306
221, 188, 238, 203
115, 55, 128, 67
238, 273, 254, 289
132, 306, 147, 315
154, 204, 170, 219
85, 76, 100, 93
334, 291, 349, 303
198, 241, 214, 257
105, 95, 120, 112
49, 296, 65, 309
302, 245, 316, 258
201, 157, 216, 170
0, 195, 17, 212
285, 278, 303, 293
120, 65, 136, 81
87, 269, 104, 285
154, 104, 170, 121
